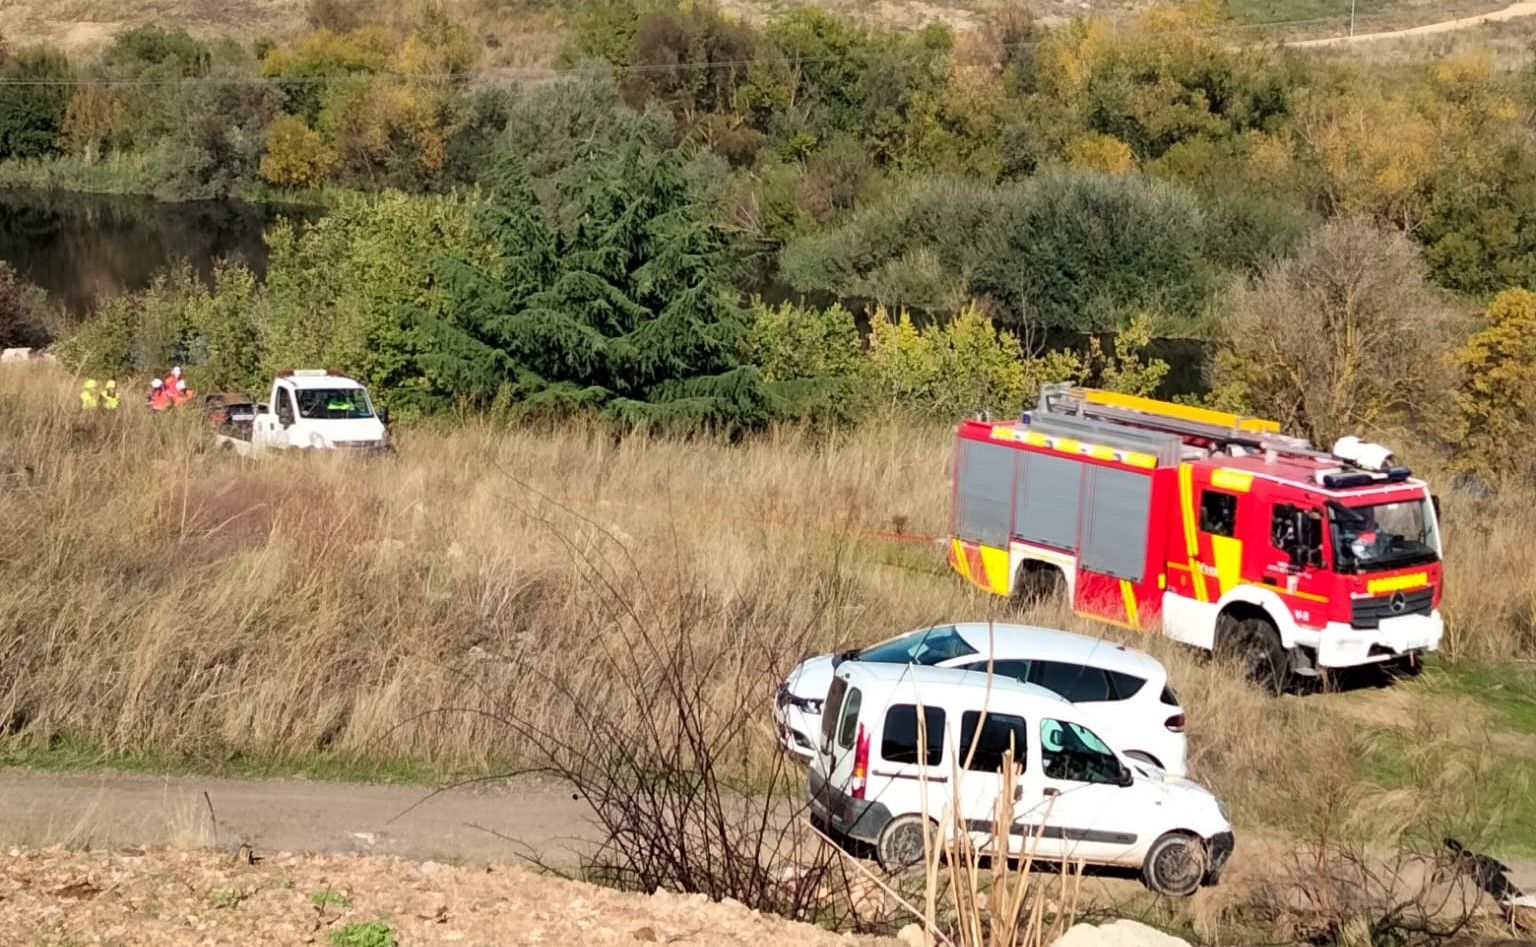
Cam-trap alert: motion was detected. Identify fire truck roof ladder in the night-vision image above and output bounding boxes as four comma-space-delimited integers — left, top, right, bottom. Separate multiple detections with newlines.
1036, 385, 1320, 459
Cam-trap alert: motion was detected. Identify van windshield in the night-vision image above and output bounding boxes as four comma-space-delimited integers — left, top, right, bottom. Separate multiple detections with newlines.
857, 625, 977, 666
295, 387, 375, 420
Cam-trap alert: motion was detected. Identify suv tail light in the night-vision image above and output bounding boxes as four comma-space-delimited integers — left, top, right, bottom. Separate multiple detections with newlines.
851, 724, 870, 800
1164, 713, 1186, 733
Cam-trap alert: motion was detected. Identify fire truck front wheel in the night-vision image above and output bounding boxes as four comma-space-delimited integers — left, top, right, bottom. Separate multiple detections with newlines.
1219, 615, 1290, 696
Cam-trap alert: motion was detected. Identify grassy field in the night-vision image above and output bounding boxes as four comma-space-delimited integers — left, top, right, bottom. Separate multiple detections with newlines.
2, 364, 1533, 855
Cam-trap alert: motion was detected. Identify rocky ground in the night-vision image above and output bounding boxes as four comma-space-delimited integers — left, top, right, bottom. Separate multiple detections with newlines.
1, 846, 893, 947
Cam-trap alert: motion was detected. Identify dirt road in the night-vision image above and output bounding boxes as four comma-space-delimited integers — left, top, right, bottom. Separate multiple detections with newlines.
1289, 1, 1536, 46
0, 768, 599, 865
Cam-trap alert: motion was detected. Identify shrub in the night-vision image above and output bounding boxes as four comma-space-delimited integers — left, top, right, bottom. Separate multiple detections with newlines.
259, 114, 336, 187
1208, 218, 1449, 444
1451, 288, 1536, 478
864, 303, 1040, 419
971, 170, 1216, 331
0, 48, 72, 160
745, 299, 865, 423
0, 262, 54, 349
157, 81, 276, 199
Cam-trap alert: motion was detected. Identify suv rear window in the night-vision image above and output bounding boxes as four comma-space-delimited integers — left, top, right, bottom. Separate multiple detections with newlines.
1029, 661, 1146, 702
959, 711, 1028, 773
882, 705, 945, 766
1160, 684, 1180, 706
858, 626, 977, 666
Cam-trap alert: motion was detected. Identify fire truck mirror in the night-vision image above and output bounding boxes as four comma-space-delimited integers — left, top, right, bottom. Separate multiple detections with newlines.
1431, 494, 1442, 521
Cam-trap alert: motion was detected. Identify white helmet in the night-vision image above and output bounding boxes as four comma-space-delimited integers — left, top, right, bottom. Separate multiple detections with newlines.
171, 366, 182, 377
176, 379, 187, 391
151, 378, 164, 389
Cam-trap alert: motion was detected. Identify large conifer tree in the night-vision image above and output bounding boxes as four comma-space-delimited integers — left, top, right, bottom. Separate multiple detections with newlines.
432, 138, 777, 430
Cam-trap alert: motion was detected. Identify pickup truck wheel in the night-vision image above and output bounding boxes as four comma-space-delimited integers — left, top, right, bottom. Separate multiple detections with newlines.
1142, 832, 1206, 897
1220, 617, 1289, 696
876, 815, 932, 872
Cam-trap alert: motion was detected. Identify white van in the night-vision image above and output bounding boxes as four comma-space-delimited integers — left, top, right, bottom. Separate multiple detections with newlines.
778, 623, 1188, 775
808, 663, 1233, 896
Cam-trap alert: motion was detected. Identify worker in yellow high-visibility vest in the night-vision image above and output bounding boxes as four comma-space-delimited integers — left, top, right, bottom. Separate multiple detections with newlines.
101, 379, 120, 410
80, 379, 99, 410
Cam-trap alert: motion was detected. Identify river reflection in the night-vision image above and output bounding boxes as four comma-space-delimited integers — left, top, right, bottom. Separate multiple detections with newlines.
0, 189, 316, 315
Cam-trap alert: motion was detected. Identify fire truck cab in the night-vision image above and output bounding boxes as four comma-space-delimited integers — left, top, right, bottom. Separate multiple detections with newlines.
949, 386, 1444, 690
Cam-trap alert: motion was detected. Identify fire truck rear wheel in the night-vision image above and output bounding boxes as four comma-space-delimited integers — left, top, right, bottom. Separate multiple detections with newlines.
1013, 563, 1065, 608
1221, 616, 1289, 696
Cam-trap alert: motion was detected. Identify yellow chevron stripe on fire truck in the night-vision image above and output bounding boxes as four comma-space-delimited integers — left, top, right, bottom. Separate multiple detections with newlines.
1119, 580, 1141, 631
1367, 572, 1430, 594
1210, 535, 1243, 595
951, 539, 972, 582
979, 545, 1012, 596
1177, 464, 1209, 603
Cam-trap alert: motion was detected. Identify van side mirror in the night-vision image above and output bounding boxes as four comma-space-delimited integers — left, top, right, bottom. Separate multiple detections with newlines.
255, 403, 270, 415
379, 406, 390, 425
1116, 763, 1135, 787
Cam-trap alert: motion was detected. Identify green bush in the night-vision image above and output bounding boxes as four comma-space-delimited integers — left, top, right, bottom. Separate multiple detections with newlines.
0, 48, 72, 160
746, 299, 865, 423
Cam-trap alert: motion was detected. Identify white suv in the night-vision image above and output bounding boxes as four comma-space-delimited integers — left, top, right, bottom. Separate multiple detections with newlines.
777, 623, 1187, 775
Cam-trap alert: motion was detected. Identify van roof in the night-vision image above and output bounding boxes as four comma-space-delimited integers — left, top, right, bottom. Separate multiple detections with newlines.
945, 622, 1165, 680
838, 662, 1072, 710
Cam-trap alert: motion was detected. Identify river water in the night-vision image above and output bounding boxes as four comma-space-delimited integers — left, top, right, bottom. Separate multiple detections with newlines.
0, 188, 1207, 395
0, 189, 311, 315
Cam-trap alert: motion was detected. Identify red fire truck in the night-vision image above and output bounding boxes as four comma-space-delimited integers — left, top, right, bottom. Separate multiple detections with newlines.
949, 385, 1444, 690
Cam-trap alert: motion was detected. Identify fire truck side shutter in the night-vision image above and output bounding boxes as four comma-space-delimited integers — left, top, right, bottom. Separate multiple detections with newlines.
1080, 466, 1152, 583
956, 439, 1015, 547
1014, 453, 1082, 552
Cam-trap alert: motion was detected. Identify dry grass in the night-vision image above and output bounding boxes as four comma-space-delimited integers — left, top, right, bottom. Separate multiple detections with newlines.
1, 365, 1532, 879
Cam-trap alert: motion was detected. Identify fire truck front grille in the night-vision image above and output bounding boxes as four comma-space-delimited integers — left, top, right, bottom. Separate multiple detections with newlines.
1351, 588, 1434, 628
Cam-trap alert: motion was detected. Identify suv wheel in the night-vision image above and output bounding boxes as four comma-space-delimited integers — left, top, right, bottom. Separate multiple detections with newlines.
1221, 616, 1289, 695
1142, 832, 1206, 897
876, 815, 932, 872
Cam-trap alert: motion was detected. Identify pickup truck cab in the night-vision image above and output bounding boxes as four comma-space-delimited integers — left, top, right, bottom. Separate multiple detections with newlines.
231, 370, 389, 457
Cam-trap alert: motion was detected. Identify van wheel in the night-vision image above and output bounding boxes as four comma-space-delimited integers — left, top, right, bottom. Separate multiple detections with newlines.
876, 815, 931, 872
1013, 563, 1065, 608
1220, 616, 1289, 696
1142, 832, 1206, 897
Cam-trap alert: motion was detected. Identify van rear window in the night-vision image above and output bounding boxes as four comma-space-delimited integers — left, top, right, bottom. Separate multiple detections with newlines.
821, 677, 848, 748
882, 705, 945, 766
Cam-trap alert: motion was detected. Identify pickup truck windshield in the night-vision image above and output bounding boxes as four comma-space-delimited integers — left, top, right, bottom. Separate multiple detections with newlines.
295, 388, 375, 420
1328, 498, 1439, 574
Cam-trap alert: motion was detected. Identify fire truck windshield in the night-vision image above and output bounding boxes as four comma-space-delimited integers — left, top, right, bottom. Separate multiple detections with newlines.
1327, 498, 1439, 574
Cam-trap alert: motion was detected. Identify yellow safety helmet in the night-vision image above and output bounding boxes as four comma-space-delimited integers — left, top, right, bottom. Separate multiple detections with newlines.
83, 379, 97, 389
104, 379, 116, 390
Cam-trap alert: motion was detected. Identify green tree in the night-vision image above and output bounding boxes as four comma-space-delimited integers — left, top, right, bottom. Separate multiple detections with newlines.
435, 144, 777, 430
0, 47, 72, 159
259, 191, 486, 412
972, 171, 1215, 331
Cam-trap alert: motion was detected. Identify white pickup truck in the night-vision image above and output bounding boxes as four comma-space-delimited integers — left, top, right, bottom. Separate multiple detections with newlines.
209, 370, 390, 457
